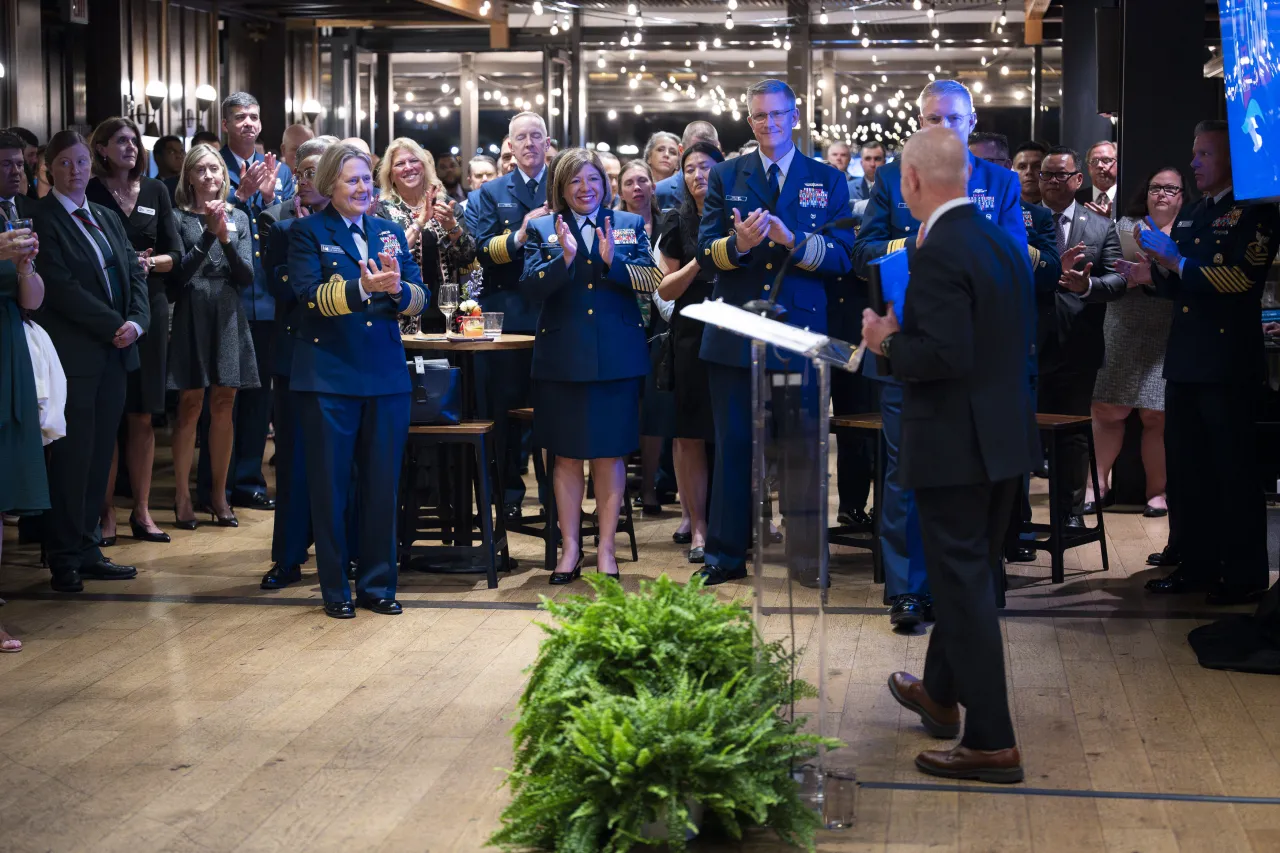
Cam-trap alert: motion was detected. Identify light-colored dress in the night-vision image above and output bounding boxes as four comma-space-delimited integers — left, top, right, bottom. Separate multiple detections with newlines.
1092, 216, 1173, 410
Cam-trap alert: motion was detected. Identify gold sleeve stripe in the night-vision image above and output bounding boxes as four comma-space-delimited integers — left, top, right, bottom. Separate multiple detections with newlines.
886, 238, 907, 253
710, 236, 737, 271
318, 280, 353, 316
318, 280, 335, 316
1225, 266, 1253, 292
1200, 266, 1227, 292
1201, 266, 1238, 294
626, 264, 662, 294
1028, 246, 1041, 267
486, 235, 511, 264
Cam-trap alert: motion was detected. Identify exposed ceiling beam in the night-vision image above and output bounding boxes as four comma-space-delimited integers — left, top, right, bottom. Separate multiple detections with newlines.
1023, 0, 1051, 44
413, 0, 509, 48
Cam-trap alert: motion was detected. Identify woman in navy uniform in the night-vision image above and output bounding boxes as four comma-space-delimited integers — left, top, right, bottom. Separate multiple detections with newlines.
288, 141, 428, 618
521, 148, 661, 583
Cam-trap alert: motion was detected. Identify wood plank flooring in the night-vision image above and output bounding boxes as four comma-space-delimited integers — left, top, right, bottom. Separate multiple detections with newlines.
2, 438, 1279, 852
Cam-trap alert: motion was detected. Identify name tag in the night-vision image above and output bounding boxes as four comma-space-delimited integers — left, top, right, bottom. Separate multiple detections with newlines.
321, 244, 344, 253
498, 202, 517, 208
897, 203, 909, 209
727, 194, 748, 203
225, 221, 237, 232
1177, 220, 1193, 228
136, 205, 156, 216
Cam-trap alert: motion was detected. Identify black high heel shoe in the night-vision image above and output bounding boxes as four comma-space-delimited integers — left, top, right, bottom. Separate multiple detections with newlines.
548, 549, 584, 585
209, 507, 239, 528
130, 513, 171, 543
173, 503, 199, 531
598, 559, 621, 581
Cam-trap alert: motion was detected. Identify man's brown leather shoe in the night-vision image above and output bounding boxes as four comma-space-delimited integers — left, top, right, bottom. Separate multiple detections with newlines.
888, 672, 960, 738
915, 745, 1024, 784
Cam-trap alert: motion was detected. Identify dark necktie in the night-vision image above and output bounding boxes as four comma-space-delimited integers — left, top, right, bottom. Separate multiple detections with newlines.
767, 163, 781, 202
0, 199, 15, 223
1055, 213, 1069, 256
72, 207, 116, 300
527, 178, 539, 197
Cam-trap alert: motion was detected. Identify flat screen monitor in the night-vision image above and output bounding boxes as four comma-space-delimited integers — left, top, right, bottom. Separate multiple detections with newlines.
1221, 0, 1280, 202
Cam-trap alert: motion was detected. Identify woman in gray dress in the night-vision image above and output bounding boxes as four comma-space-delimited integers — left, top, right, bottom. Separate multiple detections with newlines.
1089, 167, 1185, 517
167, 143, 258, 529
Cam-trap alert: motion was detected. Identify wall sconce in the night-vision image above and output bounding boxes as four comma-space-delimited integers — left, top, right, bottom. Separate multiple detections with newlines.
145, 80, 167, 113
302, 99, 322, 124
194, 84, 217, 134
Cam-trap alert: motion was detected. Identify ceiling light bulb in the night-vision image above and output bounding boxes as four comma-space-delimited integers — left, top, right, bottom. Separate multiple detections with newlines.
931, 27, 939, 38
405, 91, 415, 102
862, 36, 870, 48
698, 40, 707, 51
627, 2, 637, 14
913, 0, 921, 8
1013, 89, 1024, 100
983, 93, 992, 103
550, 23, 559, 35
597, 56, 606, 67
1000, 64, 1009, 75
635, 15, 643, 27
713, 36, 722, 47
851, 21, 860, 36
783, 37, 792, 50
819, 11, 828, 24
634, 104, 643, 114
748, 59, 755, 68
533, 0, 543, 14
728, 0, 737, 8
725, 14, 734, 29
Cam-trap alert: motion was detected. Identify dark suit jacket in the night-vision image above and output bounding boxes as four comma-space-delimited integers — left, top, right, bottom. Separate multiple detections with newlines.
1075, 185, 1117, 218
1040, 204, 1125, 375
2, 193, 35, 221
32, 195, 149, 377
1023, 201, 1061, 376
889, 204, 1037, 490
260, 200, 303, 378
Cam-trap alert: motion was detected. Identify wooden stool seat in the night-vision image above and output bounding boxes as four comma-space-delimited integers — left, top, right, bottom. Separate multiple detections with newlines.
399, 420, 509, 589
1035, 413, 1093, 429
508, 408, 534, 422
831, 413, 884, 431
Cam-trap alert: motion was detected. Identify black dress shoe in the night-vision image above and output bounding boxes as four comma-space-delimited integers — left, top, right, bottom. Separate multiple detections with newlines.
549, 551, 584, 585
837, 507, 873, 527
1206, 585, 1268, 606
1082, 493, 1115, 515
81, 558, 137, 580
1145, 567, 1211, 594
1033, 459, 1049, 478
324, 601, 356, 619
672, 530, 693, 545
642, 503, 664, 517
1147, 546, 1179, 567
921, 595, 936, 623
209, 508, 239, 527
261, 563, 302, 590
889, 594, 926, 630
357, 596, 403, 615
1004, 545, 1037, 563
173, 503, 199, 531
346, 560, 358, 581
1142, 505, 1169, 518
99, 534, 117, 547
50, 570, 84, 593
130, 514, 171, 543
232, 493, 276, 511
693, 565, 748, 586
1064, 514, 1085, 530
503, 504, 523, 524
688, 546, 705, 564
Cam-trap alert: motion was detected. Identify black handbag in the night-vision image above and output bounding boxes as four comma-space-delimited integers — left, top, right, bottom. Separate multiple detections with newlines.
407, 356, 461, 425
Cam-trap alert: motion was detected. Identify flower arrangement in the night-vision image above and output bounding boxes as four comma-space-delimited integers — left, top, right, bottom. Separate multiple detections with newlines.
453, 265, 485, 333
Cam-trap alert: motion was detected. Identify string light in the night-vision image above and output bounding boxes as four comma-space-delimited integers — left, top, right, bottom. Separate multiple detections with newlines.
819, 2, 828, 25
725, 11, 734, 29
550, 23, 559, 35
999, 0, 1008, 26
862, 36, 870, 48
607, 108, 617, 119
713, 36, 722, 47
727, 0, 737, 8
912, 0, 921, 9
851, 20, 860, 37
532, 0, 542, 14
927, 1, 935, 19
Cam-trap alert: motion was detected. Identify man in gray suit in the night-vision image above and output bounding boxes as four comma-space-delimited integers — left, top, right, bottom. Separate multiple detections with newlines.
1038, 145, 1126, 527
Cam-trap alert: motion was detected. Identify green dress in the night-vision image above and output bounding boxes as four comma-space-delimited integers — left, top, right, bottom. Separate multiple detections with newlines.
0, 260, 49, 514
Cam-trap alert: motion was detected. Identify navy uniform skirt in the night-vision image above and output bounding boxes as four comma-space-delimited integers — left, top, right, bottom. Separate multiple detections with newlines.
534, 377, 642, 460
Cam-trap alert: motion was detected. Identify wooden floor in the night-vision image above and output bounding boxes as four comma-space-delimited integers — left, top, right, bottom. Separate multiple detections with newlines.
2, 438, 1280, 853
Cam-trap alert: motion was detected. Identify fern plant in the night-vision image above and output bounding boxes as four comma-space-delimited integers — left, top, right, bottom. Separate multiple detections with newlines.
489, 574, 841, 852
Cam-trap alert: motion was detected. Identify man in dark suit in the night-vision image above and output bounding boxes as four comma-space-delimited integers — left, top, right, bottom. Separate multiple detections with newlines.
472, 112, 549, 520
1125, 120, 1280, 604
1075, 140, 1118, 219
0, 133, 34, 224
197, 91, 295, 513
1038, 146, 1126, 527
861, 127, 1034, 783
695, 78, 854, 585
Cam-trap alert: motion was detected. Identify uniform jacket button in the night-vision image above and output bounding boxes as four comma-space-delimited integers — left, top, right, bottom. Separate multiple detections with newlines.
766, 263, 773, 270
313, 338, 319, 343
1182, 306, 1190, 313
587, 283, 593, 289
367, 321, 373, 327
764, 284, 771, 292
588, 309, 594, 315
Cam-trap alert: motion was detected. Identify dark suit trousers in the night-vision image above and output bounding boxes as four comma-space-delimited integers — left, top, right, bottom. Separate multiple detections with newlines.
270, 376, 312, 569
45, 356, 127, 574
915, 477, 1019, 751
1164, 381, 1268, 591
705, 361, 822, 580
300, 391, 409, 604
831, 367, 877, 513
475, 348, 533, 508
1036, 368, 1096, 515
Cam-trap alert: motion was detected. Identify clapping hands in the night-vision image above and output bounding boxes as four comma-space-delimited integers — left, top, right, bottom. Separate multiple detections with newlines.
732, 207, 770, 252
359, 251, 402, 295
595, 218, 617, 266
555, 215, 578, 266
203, 200, 230, 243
235, 153, 280, 204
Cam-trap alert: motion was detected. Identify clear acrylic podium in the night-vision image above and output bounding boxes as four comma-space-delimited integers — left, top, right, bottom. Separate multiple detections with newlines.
680, 299, 865, 828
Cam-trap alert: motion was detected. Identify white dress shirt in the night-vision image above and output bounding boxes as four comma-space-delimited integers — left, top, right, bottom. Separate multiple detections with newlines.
572, 207, 602, 253
758, 145, 798, 194
52, 188, 143, 339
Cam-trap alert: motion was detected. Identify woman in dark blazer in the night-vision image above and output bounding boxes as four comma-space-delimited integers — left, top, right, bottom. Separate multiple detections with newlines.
86, 116, 181, 544
32, 130, 150, 593
288, 141, 428, 619
521, 148, 660, 583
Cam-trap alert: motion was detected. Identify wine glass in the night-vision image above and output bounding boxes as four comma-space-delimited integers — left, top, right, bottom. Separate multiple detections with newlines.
438, 283, 459, 336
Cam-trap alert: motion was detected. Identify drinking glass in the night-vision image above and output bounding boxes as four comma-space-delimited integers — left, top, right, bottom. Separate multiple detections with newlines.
438, 283, 459, 335
6, 218, 32, 232
482, 312, 504, 337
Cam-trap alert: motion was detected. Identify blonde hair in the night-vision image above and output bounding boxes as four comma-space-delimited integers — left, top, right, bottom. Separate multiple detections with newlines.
376, 137, 443, 207
315, 141, 373, 199
547, 148, 607, 215
175, 143, 229, 211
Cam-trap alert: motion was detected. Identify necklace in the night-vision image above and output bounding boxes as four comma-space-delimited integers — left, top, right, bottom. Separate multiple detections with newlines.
108, 180, 138, 211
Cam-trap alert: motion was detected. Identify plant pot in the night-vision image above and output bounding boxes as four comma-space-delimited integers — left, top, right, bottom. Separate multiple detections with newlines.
639, 800, 703, 842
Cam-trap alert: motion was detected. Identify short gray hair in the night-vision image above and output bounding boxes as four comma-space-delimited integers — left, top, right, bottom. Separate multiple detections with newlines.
681, 120, 719, 148
314, 141, 372, 198
508, 111, 547, 136
1193, 119, 1228, 137
643, 131, 680, 165
916, 79, 973, 113
745, 78, 796, 106
295, 137, 334, 163
222, 91, 259, 115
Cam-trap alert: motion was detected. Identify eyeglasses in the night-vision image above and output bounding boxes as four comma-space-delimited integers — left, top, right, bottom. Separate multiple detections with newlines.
1089, 156, 1117, 167
1038, 170, 1080, 182
748, 108, 796, 126
1147, 184, 1182, 197
300, 168, 318, 181
922, 113, 973, 127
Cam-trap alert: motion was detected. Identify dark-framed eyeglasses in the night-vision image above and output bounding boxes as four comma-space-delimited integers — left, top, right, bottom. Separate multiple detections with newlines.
1147, 184, 1182, 197
747, 108, 796, 126
1038, 170, 1080, 182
